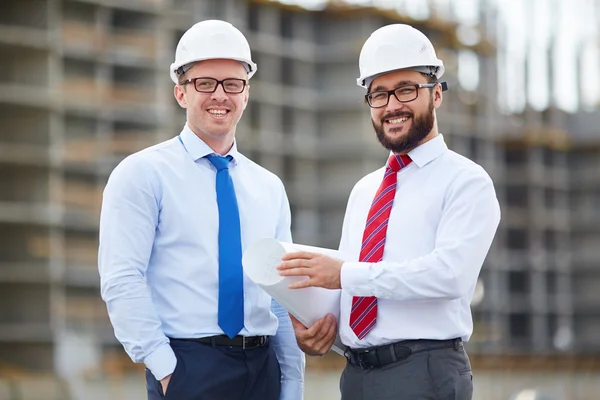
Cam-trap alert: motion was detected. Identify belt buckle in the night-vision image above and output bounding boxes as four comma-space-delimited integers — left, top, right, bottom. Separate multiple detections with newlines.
344, 348, 373, 370
242, 336, 265, 349
356, 348, 373, 370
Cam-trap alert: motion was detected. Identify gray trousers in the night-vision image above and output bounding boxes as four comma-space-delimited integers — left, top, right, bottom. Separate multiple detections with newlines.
340, 345, 473, 400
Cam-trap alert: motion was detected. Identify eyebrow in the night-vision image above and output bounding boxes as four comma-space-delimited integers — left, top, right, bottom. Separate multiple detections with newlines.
372, 80, 419, 92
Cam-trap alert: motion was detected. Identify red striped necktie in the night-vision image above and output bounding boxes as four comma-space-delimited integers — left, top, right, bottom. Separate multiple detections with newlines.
349, 153, 412, 339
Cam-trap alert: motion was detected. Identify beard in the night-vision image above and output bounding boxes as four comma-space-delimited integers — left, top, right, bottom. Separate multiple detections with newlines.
372, 98, 434, 154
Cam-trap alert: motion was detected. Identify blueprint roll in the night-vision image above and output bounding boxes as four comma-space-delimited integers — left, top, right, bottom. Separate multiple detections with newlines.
242, 238, 347, 355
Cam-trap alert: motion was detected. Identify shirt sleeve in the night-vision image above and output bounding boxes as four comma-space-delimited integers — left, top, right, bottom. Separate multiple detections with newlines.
271, 299, 306, 400
341, 168, 501, 301
98, 155, 176, 381
271, 180, 305, 400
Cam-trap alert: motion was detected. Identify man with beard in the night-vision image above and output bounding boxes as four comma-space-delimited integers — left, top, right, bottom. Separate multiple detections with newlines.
98, 20, 304, 400
277, 24, 501, 400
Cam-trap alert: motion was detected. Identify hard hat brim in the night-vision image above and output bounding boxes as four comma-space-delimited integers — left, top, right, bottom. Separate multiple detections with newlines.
357, 64, 445, 89
170, 57, 258, 84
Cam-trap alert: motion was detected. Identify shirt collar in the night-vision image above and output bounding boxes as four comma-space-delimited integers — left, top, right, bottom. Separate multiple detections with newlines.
179, 123, 240, 166
404, 133, 447, 168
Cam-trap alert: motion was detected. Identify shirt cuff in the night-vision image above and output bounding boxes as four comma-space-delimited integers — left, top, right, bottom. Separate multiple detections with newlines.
144, 342, 177, 381
341, 261, 373, 296
279, 379, 304, 400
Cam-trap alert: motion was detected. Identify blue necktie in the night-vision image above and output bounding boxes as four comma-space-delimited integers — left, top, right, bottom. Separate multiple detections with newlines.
206, 154, 244, 339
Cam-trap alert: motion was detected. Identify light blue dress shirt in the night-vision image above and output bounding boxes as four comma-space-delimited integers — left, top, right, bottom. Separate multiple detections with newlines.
98, 124, 305, 400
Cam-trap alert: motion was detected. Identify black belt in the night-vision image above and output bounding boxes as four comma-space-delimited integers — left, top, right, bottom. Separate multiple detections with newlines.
172, 335, 269, 349
345, 338, 462, 370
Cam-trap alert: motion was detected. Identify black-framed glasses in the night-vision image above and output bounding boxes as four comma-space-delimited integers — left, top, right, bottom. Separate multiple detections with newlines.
179, 77, 247, 94
365, 82, 444, 108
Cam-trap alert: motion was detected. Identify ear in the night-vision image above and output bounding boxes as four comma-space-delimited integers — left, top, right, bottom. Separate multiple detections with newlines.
242, 85, 250, 110
433, 83, 443, 109
174, 84, 188, 109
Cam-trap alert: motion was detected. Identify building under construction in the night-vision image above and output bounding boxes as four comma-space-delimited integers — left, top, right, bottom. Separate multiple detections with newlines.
0, 0, 599, 399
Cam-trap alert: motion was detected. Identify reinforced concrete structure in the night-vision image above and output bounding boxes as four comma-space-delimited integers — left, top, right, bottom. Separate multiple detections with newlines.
0, 0, 599, 399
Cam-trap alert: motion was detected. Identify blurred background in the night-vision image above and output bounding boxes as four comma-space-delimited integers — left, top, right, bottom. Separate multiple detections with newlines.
0, 0, 599, 399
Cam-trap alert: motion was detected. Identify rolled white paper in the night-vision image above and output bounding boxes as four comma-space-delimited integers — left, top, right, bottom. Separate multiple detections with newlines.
242, 238, 348, 356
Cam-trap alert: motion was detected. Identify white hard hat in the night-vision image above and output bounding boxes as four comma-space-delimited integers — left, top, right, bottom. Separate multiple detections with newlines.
357, 24, 445, 89
170, 20, 257, 84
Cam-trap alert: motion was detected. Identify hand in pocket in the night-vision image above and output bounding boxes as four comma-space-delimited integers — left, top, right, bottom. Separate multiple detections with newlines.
160, 374, 172, 396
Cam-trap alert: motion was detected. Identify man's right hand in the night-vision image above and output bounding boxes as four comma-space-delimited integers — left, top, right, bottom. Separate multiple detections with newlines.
289, 313, 337, 356
160, 374, 172, 395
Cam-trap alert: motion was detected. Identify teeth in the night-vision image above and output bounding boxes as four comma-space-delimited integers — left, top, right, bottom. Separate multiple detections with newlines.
208, 109, 227, 115
388, 117, 409, 124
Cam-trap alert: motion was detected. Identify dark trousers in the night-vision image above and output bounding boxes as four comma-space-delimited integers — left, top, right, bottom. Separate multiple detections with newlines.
341, 342, 473, 400
145, 338, 281, 400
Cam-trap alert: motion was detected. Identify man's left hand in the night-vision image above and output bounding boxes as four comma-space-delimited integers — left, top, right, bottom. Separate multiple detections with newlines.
289, 313, 337, 356
277, 251, 343, 289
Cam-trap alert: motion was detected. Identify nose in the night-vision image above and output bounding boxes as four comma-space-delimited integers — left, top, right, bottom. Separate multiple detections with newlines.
385, 92, 405, 113
210, 83, 229, 102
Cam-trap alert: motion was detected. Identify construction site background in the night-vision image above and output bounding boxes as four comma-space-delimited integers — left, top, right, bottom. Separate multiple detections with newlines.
0, 0, 600, 399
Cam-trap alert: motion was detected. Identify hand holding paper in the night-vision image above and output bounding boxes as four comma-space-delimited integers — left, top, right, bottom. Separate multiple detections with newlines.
278, 251, 344, 289
289, 313, 338, 356
242, 238, 349, 355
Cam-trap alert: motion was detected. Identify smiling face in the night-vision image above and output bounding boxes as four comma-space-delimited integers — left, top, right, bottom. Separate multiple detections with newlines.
369, 69, 443, 154
174, 59, 249, 154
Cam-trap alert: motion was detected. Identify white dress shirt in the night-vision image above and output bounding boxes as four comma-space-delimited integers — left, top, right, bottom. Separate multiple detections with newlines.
98, 124, 305, 399
339, 134, 501, 349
